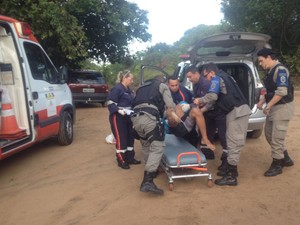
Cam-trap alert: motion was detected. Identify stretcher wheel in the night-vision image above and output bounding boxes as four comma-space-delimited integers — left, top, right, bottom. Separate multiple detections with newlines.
169, 183, 174, 191
207, 179, 213, 188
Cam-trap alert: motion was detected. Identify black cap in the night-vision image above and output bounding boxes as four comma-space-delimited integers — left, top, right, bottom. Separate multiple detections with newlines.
257, 48, 275, 57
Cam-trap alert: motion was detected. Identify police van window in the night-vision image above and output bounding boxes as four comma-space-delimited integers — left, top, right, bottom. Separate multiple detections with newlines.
23, 42, 58, 83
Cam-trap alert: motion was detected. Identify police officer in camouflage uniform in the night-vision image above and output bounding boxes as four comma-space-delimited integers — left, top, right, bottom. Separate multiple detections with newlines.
194, 63, 251, 186
186, 65, 228, 163
131, 76, 178, 195
257, 48, 294, 177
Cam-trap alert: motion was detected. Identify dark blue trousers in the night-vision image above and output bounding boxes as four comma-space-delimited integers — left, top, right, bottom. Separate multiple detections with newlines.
204, 109, 227, 150
109, 113, 135, 151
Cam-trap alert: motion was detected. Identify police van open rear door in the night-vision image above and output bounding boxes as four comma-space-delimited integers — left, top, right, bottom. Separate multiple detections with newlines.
139, 65, 170, 85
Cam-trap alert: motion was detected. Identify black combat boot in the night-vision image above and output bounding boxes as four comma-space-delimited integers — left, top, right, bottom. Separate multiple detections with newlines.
217, 152, 228, 170
125, 150, 141, 165
215, 164, 238, 186
282, 150, 294, 167
264, 158, 282, 177
217, 152, 230, 177
140, 171, 164, 195
116, 153, 130, 169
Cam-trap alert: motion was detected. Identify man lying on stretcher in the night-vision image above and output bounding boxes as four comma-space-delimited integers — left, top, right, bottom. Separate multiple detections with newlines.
165, 102, 216, 151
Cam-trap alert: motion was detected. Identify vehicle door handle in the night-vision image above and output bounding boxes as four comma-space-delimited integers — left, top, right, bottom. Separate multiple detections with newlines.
32, 91, 39, 100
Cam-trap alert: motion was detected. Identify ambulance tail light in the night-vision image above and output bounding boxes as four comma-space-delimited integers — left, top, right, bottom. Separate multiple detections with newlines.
21, 22, 32, 36
255, 87, 267, 103
15, 22, 32, 37
179, 54, 190, 61
14, 22, 38, 42
260, 87, 267, 96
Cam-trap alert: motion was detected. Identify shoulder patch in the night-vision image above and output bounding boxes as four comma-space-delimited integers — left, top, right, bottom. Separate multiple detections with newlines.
210, 81, 217, 90
208, 77, 220, 94
276, 69, 288, 87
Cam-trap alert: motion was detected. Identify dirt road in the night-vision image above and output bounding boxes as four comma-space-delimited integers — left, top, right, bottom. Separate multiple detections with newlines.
0, 92, 299, 225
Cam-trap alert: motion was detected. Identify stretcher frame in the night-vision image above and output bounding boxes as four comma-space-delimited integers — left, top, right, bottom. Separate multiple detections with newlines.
160, 134, 213, 191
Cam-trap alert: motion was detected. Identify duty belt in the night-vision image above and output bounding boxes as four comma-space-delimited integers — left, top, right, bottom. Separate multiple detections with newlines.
131, 112, 145, 117
131, 107, 159, 117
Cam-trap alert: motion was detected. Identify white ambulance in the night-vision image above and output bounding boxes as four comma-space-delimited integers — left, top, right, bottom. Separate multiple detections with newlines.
0, 15, 75, 160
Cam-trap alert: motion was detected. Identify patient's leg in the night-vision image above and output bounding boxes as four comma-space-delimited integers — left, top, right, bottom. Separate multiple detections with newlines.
189, 108, 216, 151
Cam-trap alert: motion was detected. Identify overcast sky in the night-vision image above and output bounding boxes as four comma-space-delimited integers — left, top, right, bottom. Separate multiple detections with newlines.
128, 0, 224, 51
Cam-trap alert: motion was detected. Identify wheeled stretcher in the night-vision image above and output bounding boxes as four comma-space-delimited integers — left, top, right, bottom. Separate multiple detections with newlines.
160, 134, 213, 191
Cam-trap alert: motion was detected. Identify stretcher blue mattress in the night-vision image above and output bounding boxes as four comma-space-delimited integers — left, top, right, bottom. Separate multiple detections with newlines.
162, 134, 207, 166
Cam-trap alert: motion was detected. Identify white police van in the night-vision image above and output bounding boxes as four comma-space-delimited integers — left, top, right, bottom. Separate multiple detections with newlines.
0, 15, 75, 160
141, 32, 269, 138
175, 32, 269, 138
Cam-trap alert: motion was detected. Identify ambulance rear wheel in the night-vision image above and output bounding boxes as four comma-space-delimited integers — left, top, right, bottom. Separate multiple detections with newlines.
57, 111, 73, 145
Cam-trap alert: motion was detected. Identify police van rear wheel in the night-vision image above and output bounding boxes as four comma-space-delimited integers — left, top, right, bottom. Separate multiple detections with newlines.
247, 129, 263, 139
58, 111, 73, 145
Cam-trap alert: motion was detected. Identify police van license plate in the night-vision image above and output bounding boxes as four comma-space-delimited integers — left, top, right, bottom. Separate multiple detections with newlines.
83, 88, 95, 93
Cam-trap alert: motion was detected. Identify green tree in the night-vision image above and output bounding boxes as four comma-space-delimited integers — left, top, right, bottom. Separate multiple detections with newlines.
1, 0, 87, 66
174, 24, 228, 54
134, 24, 227, 77
0, 0, 151, 67
220, 0, 300, 75
65, 0, 151, 64
142, 43, 174, 69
